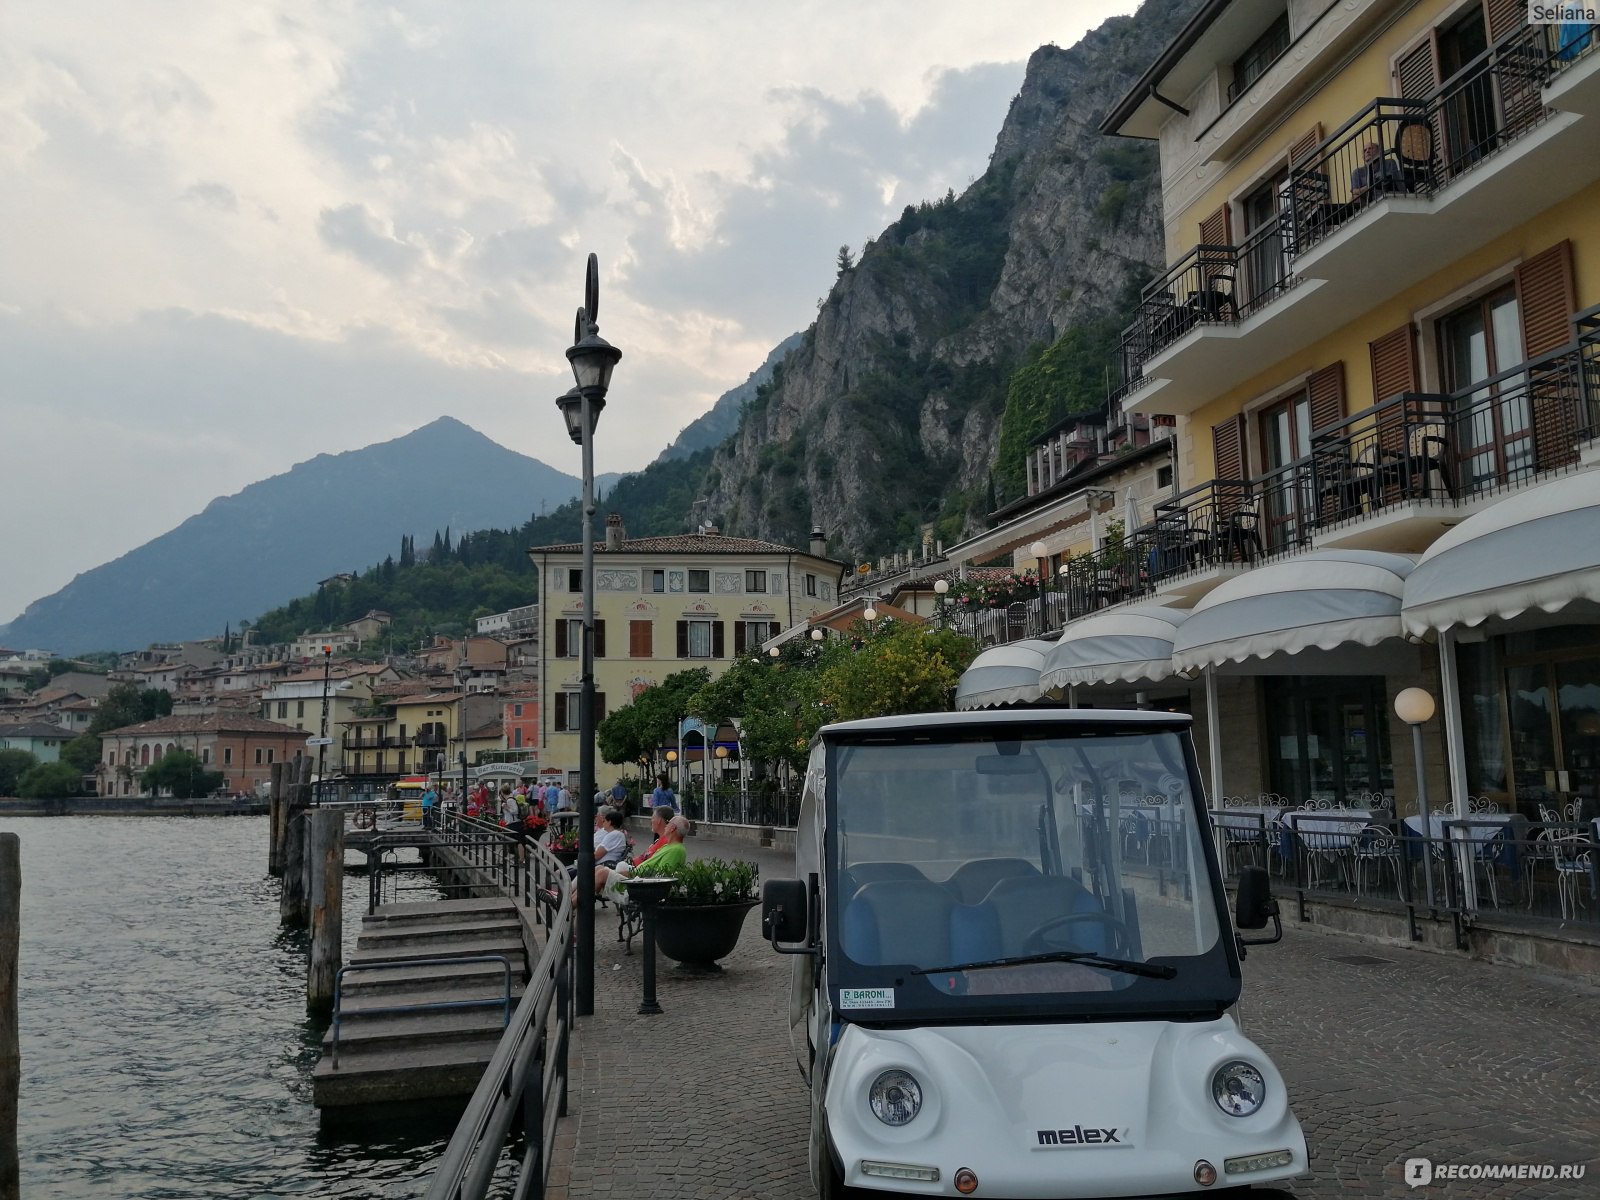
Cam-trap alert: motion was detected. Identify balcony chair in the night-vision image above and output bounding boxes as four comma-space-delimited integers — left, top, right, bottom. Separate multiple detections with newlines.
1393, 117, 1435, 193
1220, 507, 1264, 563
1404, 420, 1453, 499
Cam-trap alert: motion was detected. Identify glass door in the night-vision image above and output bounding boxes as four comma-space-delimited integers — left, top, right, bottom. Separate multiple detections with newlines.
1440, 287, 1527, 492
1555, 657, 1600, 815
1504, 663, 1558, 815
1259, 391, 1313, 550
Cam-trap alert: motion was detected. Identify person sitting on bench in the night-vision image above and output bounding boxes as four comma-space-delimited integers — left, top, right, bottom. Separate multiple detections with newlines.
567, 806, 628, 878
595, 813, 689, 902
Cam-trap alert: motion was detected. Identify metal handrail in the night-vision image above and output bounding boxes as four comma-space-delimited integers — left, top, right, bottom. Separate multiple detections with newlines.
422, 828, 574, 1200
330, 954, 512, 1069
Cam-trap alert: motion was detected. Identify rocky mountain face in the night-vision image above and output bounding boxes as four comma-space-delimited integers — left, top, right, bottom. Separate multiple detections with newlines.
694, 0, 1198, 559
0, 418, 586, 654
653, 332, 804, 465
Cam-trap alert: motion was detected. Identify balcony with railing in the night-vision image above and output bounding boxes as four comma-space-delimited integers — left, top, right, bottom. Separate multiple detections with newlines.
1544, 19, 1600, 116
1125, 21, 1600, 417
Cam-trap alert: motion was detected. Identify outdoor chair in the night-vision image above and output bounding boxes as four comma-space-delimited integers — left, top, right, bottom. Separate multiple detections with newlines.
1404, 420, 1453, 498
1552, 834, 1592, 920
1393, 117, 1434, 192
1353, 825, 1402, 896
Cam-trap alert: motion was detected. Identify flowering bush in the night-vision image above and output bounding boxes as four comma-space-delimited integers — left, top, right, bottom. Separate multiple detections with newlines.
647, 857, 759, 906
946, 571, 1046, 610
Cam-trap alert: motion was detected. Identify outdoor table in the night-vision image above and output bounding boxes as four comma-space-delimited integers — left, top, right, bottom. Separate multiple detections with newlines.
1210, 806, 1282, 841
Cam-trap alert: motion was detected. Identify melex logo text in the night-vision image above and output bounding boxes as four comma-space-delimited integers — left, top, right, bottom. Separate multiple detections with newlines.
1528, 2, 1600, 22
1037, 1125, 1127, 1147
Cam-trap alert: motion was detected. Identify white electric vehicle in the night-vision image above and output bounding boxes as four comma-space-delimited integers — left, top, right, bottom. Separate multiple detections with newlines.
761, 709, 1307, 1199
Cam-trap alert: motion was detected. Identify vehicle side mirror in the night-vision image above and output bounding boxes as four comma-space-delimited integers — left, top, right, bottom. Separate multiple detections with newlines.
763, 879, 810, 948
1234, 866, 1282, 947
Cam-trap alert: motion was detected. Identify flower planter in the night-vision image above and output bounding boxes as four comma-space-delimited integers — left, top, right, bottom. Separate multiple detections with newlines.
548, 846, 580, 866
651, 900, 759, 969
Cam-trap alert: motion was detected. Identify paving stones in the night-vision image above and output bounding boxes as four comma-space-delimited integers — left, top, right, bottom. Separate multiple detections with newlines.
549, 837, 1600, 1199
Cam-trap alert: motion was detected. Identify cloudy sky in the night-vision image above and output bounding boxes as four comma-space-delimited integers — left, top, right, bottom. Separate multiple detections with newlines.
1, 0, 1138, 625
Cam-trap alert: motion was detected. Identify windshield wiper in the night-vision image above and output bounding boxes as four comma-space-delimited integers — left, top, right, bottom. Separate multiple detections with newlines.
910, 951, 1176, 980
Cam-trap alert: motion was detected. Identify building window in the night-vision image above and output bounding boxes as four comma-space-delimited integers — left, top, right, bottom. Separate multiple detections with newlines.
1229, 11, 1290, 103
688, 569, 710, 593
745, 569, 767, 593
513, 728, 523, 748
1439, 285, 1527, 491
201, 748, 211, 764
260, 703, 269, 719
296, 700, 305, 718
224, 747, 233, 765
630, 619, 654, 658
553, 692, 607, 731
555, 618, 583, 658
805, 573, 817, 597
1156, 464, 1174, 489
676, 619, 724, 659
277, 701, 288, 718
513, 703, 523, 717
733, 620, 780, 654
650, 569, 666, 593
255, 748, 264, 764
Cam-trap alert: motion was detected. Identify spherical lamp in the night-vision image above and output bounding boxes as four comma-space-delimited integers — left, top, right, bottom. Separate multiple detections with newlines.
1394, 688, 1436, 726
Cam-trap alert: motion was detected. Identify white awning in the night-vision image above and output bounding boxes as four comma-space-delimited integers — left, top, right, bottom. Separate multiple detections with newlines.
1039, 604, 1190, 689
1402, 469, 1600, 635
1172, 550, 1417, 672
954, 639, 1055, 709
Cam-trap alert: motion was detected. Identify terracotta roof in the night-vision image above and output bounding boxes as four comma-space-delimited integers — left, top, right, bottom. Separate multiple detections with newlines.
466, 719, 503, 739
529, 533, 830, 556
101, 713, 308, 737
0, 722, 75, 739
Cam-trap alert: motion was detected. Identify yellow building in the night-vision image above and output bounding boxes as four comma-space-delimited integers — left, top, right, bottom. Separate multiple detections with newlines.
528, 520, 846, 785
1083, 2, 1600, 823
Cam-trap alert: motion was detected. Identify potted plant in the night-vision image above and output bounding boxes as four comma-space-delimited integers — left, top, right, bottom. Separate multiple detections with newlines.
634, 857, 760, 970
544, 822, 581, 865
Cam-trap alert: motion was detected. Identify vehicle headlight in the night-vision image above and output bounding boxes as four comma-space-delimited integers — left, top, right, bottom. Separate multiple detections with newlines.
1211, 1061, 1266, 1117
869, 1069, 923, 1126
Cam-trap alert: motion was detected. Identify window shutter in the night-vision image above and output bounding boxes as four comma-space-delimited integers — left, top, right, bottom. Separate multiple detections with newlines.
675, 621, 688, 659
1485, 0, 1525, 42
712, 622, 726, 658
593, 619, 606, 659
1514, 240, 1576, 357
1307, 362, 1346, 434
1394, 40, 1438, 100
630, 619, 652, 658
1369, 324, 1419, 402
769, 621, 780, 642
553, 696, 566, 732
1287, 124, 1324, 168
1211, 414, 1247, 480
595, 693, 606, 722
1198, 204, 1231, 247
554, 620, 568, 658
733, 622, 747, 655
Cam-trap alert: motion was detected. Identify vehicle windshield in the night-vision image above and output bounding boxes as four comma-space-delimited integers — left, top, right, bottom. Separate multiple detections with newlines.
827, 725, 1238, 1020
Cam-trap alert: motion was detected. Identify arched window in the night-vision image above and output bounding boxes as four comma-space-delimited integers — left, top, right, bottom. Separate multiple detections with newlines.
153, 744, 164, 761
140, 744, 150, 765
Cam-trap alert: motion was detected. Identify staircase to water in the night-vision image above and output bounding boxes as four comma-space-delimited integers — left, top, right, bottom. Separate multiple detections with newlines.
311, 895, 530, 1113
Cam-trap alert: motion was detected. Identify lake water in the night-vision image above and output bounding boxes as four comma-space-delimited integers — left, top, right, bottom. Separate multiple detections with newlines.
1, 815, 460, 1199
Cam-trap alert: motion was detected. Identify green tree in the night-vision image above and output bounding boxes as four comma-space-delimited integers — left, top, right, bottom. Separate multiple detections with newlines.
0, 748, 39, 796
89, 683, 172, 736
60, 734, 103, 775
17, 762, 80, 799
836, 244, 855, 274
595, 669, 712, 772
818, 623, 978, 722
141, 750, 225, 799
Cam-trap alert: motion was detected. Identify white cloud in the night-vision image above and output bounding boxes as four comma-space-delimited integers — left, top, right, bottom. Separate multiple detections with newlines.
0, 0, 1140, 625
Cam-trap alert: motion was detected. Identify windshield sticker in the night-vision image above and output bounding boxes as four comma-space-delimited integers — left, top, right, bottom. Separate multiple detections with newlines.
839, 987, 895, 1010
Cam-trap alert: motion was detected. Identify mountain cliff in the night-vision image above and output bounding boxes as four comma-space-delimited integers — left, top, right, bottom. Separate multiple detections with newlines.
653, 333, 804, 465
693, 0, 1196, 557
0, 418, 586, 654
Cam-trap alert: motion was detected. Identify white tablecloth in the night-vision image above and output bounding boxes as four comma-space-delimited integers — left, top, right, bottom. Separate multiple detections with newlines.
1283, 809, 1374, 849
1403, 812, 1517, 846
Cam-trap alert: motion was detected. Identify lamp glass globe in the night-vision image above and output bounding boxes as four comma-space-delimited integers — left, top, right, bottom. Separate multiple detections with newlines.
1394, 687, 1436, 725
863, 606, 878, 622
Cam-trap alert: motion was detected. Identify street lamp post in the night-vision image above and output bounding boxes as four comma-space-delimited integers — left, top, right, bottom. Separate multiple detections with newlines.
455, 649, 471, 828
556, 253, 622, 1019
933, 578, 948, 628
1395, 687, 1437, 909
315, 645, 332, 807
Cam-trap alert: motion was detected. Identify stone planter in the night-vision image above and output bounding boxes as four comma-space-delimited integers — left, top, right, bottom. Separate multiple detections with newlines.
651, 900, 759, 969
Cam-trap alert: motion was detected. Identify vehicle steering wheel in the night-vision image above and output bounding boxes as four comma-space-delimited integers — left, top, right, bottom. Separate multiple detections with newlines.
1021, 912, 1132, 957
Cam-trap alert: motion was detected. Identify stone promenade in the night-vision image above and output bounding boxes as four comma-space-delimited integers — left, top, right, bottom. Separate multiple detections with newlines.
547, 833, 1600, 1199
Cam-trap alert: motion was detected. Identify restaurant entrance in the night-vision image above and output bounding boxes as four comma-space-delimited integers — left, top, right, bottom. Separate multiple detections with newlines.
1264, 675, 1394, 805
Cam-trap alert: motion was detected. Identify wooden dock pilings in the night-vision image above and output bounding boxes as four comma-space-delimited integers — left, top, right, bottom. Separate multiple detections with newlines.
307, 809, 344, 1015
2, 833, 19, 1200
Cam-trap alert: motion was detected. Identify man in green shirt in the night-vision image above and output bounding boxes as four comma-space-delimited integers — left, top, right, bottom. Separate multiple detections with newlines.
559, 814, 688, 906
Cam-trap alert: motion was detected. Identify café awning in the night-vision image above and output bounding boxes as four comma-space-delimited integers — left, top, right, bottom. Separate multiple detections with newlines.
1172, 549, 1417, 672
1039, 604, 1190, 690
954, 639, 1055, 709
1402, 469, 1600, 635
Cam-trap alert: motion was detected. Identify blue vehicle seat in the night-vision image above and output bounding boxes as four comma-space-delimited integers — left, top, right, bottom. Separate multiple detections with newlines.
839, 861, 927, 903
842, 879, 954, 966
981, 875, 1109, 957
944, 857, 1040, 905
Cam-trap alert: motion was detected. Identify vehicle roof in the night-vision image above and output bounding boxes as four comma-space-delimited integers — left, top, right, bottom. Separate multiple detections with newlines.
819, 708, 1192, 737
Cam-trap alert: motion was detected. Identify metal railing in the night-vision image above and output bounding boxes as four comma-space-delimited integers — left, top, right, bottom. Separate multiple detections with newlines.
1120, 243, 1238, 368
1211, 810, 1600, 936
422, 811, 575, 1200
1286, 24, 1552, 257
